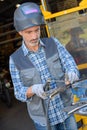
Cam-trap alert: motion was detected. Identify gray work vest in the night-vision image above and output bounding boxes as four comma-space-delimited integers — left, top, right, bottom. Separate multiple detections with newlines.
11, 37, 70, 125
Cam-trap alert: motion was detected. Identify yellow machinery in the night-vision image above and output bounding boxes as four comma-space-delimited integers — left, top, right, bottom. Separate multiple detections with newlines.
40, 0, 87, 71
40, 0, 87, 129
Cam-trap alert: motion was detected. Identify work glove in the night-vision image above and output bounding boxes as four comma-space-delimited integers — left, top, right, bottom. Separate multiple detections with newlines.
65, 71, 79, 84
32, 84, 46, 99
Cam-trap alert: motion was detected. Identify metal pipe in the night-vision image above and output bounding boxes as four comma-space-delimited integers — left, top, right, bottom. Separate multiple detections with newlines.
41, 0, 46, 11
0, 30, 16, 37
0, 22, 13, 29
0, 37, 21, 45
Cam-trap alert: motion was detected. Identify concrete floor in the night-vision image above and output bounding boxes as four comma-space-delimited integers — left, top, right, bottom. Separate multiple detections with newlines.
0, 91, 35, 130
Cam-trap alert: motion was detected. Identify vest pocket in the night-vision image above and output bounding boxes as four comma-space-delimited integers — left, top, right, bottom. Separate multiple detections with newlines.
27, 95, 45, 117
20, 69, 35, 87
48, 54, 64, 79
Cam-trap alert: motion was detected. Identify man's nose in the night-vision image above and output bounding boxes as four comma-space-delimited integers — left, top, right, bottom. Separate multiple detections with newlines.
32, 32, 38, 39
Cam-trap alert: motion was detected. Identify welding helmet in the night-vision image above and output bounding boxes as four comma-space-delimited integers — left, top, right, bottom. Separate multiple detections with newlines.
14, 2, 45, 32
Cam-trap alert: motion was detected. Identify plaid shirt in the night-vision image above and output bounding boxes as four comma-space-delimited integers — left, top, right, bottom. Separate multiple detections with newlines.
9, 37, 79, 125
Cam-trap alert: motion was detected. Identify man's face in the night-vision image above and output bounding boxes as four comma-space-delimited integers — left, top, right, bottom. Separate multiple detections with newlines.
19, 26, 40, 47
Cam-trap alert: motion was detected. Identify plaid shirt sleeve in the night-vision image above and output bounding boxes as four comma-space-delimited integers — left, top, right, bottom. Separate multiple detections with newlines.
9, 56, 28, 102
53, 37, 79, 76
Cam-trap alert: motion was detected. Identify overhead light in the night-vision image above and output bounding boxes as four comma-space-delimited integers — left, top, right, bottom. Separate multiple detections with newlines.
0, 0, 4, 1
16, 4, 20, 8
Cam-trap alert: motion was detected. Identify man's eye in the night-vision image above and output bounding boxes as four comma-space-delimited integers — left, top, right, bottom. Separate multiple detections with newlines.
26, 31, 31, 34
36, 29, 39, 32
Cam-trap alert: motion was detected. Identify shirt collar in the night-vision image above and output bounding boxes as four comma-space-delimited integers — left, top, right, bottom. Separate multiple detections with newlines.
22, 39, 45, 56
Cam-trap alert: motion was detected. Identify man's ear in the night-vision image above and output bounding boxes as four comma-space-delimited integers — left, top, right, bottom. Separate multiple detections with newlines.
18, 31, 22, 36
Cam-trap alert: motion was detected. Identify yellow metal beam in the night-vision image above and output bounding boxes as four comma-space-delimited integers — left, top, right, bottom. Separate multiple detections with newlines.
45, 25, 50, 37
40, 5, 51, 17
80, 0, 87, 6
78, 63, 87, 70
40, 0, 87, 20
44, 5, 87, 20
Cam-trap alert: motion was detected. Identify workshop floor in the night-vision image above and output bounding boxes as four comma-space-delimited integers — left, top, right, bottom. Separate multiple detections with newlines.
0, 91, 35, 130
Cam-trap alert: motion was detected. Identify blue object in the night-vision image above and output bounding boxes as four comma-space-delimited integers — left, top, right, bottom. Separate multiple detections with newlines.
72, 79, 87, 101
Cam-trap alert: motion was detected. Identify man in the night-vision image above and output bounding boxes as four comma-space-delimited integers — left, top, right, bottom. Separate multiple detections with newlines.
9, 2, 79, 130
66, 27, 87, 65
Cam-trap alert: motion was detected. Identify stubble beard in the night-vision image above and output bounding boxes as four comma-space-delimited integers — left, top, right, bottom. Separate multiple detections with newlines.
29, 38, 40, 47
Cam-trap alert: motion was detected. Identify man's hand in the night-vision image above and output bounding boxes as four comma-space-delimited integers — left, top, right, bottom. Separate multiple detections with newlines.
65, 72, 79, 84
32, 84, 46, 99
